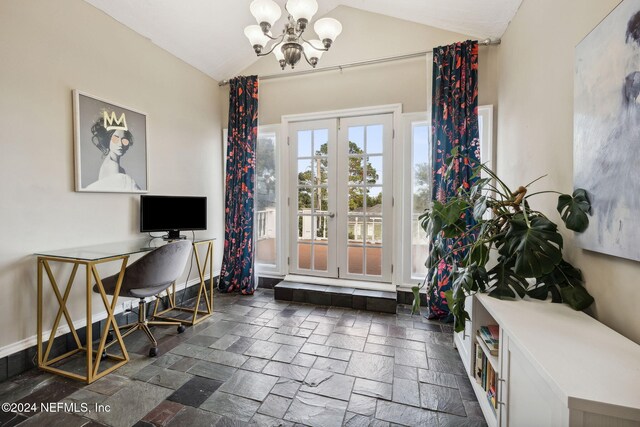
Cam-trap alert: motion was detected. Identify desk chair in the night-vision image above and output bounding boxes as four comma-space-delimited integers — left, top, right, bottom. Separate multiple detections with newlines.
95, 240, 192, 357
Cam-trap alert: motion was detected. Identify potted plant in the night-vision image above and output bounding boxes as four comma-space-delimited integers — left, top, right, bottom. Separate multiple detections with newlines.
413, 148, 594, 332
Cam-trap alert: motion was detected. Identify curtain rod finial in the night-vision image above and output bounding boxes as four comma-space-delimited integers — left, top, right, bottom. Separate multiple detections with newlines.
480, 38, 501, 46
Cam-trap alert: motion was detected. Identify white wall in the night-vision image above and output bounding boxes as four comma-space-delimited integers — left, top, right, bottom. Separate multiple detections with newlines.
498, 0, 640, 344
222, 6, 499, 124
0, 0, 223, 353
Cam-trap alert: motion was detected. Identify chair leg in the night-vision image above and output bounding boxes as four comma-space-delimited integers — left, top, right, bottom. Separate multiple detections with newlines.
149, 294, 186, 334
140, 323, 158, 347
106, 298, 183, 357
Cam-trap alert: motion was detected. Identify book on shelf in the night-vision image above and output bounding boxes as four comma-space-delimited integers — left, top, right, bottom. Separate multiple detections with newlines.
474, 344, 483, 384
487, 325, 499, 340
474, 341, 499, 414
479, 326, 499, 356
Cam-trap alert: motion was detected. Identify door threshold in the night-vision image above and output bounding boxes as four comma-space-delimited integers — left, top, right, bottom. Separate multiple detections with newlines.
284, 274, 395, 293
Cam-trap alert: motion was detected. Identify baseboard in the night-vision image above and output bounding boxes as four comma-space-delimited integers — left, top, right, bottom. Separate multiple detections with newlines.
257, 276, 284, 289
0, 274, 219, 382
396, 289, 428, 307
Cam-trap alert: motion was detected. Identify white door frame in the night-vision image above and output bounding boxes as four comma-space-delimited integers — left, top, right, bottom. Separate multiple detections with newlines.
282, 104, 402, 290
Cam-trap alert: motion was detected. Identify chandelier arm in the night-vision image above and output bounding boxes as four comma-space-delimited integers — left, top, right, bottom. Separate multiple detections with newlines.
301, 49, 316, 67
299, 35, 329, 51
256, 38, 285, 57
263, 32, 283, 41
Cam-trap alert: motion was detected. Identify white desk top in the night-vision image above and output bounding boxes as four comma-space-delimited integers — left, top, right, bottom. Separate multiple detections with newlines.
476, 293, 640, 418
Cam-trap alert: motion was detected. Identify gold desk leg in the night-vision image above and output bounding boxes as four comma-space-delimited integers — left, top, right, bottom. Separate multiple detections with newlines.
86, 262, 93, 383
37, 259, 43, 367
37, 255, 132, 384
210, 241, 214, 313
191, 240, 213, 324
42, 263, 81, 362
91, 259, 130, 379
153, 240, 215, 326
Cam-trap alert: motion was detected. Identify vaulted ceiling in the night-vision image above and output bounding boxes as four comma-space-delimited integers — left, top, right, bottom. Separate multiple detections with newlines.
84, 0, 522, 81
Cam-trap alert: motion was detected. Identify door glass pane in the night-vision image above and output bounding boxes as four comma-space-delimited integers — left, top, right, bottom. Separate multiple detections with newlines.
312, 158, 328, 185
298, 215, 313, 241
348, 216, 364, 244
412, 123, 430, 277
313, 129, 328, 155
298, 243, 311, 269
298, 130, 312, 157
298, 188, 312, 210
365, 247, 382, 276
315, 187, 328, 212
366, 187, 382, 215
366, 217, 383, 244
348, 126, 365, 152
298, 159, 312, 184
314, 216, 328, 242
367, 156, 383, 185
348, 246, 363, 274
256, 131, 277, 266
348, 187, 365, 213
314, 244, 328, 271
366, 125, 383, 154
348, 156, 365, 185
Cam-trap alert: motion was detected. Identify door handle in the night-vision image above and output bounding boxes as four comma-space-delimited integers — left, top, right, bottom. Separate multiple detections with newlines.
327, 212, 335, 218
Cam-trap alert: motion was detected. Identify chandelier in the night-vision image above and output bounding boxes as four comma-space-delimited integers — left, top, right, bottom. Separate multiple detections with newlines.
244, 0, 342, 70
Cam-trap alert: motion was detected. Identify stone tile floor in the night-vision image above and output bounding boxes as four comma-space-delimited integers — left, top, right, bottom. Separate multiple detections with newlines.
0, 289, 487, 427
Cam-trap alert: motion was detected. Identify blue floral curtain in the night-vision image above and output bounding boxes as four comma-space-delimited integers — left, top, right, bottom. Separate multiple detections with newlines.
428, 41, 480, 318
219, 76, 259, 295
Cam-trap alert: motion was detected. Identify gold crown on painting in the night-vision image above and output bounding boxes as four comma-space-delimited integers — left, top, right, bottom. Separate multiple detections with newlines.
103, 111, 128, 132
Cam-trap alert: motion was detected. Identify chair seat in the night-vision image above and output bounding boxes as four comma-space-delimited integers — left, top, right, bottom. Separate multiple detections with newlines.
94, 274, 175, 298
128, 284, 175, 299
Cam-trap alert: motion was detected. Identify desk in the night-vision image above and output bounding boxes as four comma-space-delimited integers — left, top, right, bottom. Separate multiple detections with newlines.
35, 236, 215, 383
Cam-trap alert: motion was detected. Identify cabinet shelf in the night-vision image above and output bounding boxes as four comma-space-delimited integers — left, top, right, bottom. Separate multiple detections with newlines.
470, 371, 498, 427
475, 333, 498, 371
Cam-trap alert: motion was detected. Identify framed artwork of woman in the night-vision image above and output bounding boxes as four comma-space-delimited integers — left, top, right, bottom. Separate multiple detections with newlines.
73, 90, 148, 193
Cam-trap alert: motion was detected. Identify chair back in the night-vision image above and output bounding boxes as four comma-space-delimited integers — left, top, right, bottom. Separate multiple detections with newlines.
117, 240, 192, 293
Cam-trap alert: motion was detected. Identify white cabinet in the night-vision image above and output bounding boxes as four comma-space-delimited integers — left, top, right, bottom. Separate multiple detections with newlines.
500, 330, 565, 427
456, 294, 640, 427
453, 295, 474, 373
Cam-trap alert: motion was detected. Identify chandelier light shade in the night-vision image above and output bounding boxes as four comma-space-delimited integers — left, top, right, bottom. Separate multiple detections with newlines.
245, 0, 341, 70
303, 40, 324, 62
244, 25, 270, 51
286, 0, 318, 24
314, 18, 342, 48
250, 0, 282, 29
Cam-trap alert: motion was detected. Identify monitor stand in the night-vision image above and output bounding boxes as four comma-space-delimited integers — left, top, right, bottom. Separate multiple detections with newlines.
165, 230, 187, 241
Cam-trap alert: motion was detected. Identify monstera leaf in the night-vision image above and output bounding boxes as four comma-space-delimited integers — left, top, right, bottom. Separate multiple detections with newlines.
502, 215, 563, 278
528, 260, 594, 310
487, 261, 529, 299
467, 242, 490, 268
557, 189, 591, 232
559, 285, 594, 311
445, 289, 470, 334
420, 199, 470, 240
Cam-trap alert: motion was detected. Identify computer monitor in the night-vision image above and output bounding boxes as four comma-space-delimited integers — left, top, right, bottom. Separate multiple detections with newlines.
140, 195, 207, 240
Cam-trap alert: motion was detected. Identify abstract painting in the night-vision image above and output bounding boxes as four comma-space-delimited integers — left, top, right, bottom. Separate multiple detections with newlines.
73, 90, 148, 193
574, 0, 640, 261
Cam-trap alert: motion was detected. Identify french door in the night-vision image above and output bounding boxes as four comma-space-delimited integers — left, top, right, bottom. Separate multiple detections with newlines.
289, 114, 393, 282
